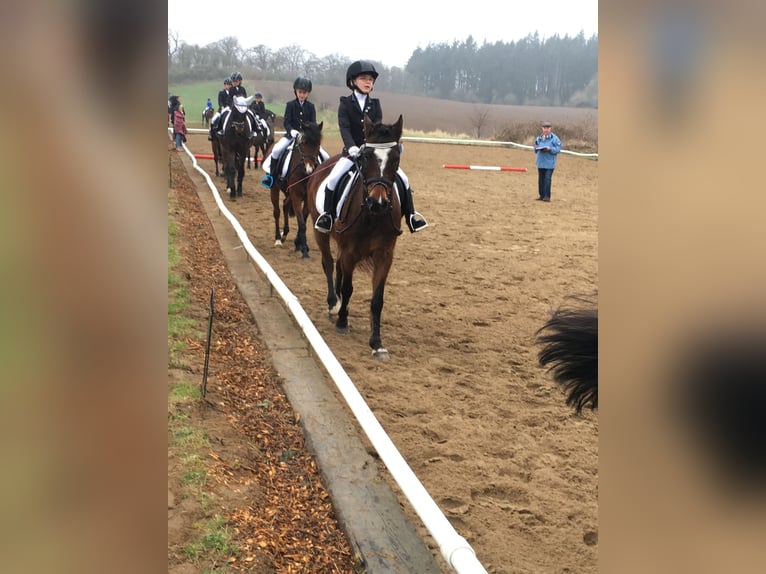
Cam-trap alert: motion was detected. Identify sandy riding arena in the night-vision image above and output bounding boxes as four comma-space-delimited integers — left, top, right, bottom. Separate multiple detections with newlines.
175, 131, 598, 574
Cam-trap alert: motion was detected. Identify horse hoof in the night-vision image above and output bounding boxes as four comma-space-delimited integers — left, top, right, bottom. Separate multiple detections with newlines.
301, 252, 310, 259
371, 348, 390, 361
335, 325, 350, 334
274, 239, 283, 247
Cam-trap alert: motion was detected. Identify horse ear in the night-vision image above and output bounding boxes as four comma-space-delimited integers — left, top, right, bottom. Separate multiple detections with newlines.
245, 95, 255, 105
393, 115, 403, 140
318, 121, 323, 131
363, 114, 375, 137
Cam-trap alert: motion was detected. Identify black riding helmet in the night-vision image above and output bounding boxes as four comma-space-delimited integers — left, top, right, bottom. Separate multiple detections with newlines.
293, 77, 312, 93
224, 77, 232, 85
231, 71, 243, 82
346, 60, 378, 89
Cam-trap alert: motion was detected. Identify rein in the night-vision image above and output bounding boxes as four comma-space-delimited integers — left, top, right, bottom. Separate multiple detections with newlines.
285, 136, 326, 190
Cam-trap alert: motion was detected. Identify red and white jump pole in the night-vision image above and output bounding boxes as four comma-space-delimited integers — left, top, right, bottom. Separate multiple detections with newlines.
443, 164, 527, 172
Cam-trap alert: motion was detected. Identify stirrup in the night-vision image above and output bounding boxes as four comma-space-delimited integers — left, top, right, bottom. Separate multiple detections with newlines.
314, 213, 333, 233
260, 174, 274, 189
407, 212, 428, 233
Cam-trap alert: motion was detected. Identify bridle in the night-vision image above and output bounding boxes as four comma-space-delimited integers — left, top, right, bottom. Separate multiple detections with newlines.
286, 133, 322, 184
333, 140, 401, 234
354, 141, 399, 203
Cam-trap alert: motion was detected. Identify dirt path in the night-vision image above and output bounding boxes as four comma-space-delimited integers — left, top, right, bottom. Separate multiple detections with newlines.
179, 131, 598, 574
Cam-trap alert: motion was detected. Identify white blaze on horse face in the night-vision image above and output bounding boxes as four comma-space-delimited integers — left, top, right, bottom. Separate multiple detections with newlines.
304, 161, 314, 174
373, 147, 391, 175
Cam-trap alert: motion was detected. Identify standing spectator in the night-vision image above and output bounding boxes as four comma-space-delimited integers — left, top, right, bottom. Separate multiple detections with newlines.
172, 96, 187, 151
534, 121, 563, 202
168, 94, 178, 125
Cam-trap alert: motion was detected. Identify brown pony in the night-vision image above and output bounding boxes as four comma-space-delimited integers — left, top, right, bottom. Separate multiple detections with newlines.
306, 115, 404, 359
202, 106, 214, 127
271, 121, 325, 256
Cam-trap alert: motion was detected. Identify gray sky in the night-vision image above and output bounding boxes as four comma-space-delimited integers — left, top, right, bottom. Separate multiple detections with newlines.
167, 1, 598, 68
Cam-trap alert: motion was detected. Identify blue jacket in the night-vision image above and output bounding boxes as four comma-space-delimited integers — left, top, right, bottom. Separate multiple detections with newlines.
534, 132, 562, 169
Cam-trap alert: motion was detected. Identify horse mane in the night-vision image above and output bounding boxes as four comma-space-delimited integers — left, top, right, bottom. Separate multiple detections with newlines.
536, 293, 598, 413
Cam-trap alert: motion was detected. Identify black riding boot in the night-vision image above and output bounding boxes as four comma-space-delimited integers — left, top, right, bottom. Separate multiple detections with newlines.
314, 186, 336, 233
401, 187, 428, 232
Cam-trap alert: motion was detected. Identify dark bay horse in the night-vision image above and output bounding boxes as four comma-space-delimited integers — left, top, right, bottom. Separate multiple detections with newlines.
272, 121, 325, 256
247, 108, 275, 170
220, 103, 252, 199
306, 115, 404, 359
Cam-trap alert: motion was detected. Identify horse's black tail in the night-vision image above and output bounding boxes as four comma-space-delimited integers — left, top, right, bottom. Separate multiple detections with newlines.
536, 294, 598, 413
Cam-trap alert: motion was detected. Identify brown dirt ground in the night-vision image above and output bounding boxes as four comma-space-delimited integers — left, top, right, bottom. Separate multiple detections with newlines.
169, 123, 598, 574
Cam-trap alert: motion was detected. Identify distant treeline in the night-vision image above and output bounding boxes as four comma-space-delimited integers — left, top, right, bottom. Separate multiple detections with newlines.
168, 31, 597, 108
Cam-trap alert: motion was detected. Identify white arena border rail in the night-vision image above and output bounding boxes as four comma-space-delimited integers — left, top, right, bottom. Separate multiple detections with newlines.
185, 128, 598, 160
176, 140, 490, 574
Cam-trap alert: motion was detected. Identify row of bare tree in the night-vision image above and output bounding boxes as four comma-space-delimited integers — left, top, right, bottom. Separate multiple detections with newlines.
168, 31, 597, 108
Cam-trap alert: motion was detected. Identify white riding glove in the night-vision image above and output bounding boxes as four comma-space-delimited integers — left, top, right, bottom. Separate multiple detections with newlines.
290, 129, 299, 139
347, 146, 360, 158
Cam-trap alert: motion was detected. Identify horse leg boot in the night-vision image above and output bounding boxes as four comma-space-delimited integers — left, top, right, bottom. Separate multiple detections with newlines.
401, 186, 428, 232
314, 186, 336, 233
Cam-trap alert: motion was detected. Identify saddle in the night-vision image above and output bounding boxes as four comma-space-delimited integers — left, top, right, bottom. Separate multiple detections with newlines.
215, 109, 257, 136
272, 141, 296, 193
251, 115, 267, 139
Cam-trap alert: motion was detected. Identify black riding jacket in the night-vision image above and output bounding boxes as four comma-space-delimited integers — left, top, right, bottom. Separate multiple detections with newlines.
283, 98, 316, 136
217, 88, 230, 111
337, 92, 382, 153
251, 100, 267, 118
226, 84, 247, 107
